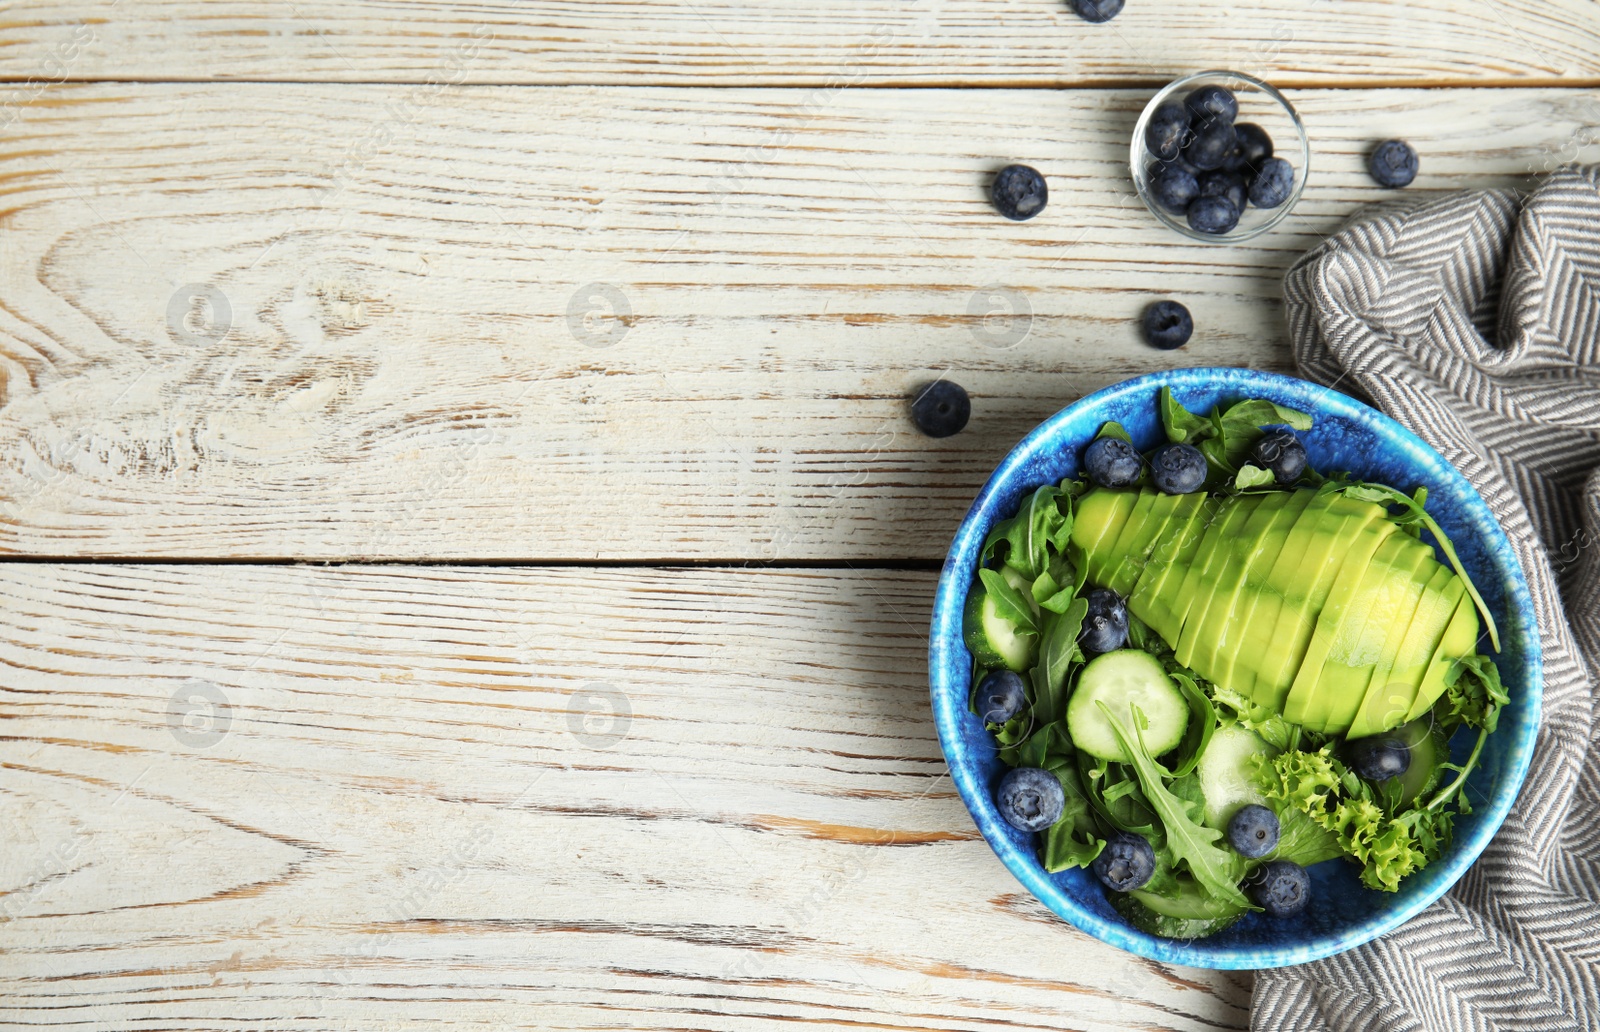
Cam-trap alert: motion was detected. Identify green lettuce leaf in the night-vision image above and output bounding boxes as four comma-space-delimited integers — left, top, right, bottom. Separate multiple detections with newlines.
1234, 464, 1277, 490
1096, 420, 1134, 444
1159, 386, 1215, 445
978, 567, 1038, 635
1030, 600, 1087, 725
1442, 654, 1508, 733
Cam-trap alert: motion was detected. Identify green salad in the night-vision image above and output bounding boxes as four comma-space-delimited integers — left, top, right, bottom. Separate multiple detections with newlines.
966, 387, 1507, 938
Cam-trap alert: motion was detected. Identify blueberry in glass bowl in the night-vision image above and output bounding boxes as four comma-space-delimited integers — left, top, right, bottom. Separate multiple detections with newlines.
1131, 70, 1310, 243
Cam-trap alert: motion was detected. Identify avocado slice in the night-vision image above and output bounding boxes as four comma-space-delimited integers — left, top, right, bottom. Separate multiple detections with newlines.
1102, 490, 1192, 597
1404, 589, 1481, 723
1127, 495, 1215, 644
1091, 488, 1162, 587
1347, 559, 1461, 738
1307, 533, 1436, 736
1250, 492, 1389, 714
1282, 516, 1399, 731
1071, 488, 1140, 581
1159, 493, 1267, 653
1186, 488, 1316, 695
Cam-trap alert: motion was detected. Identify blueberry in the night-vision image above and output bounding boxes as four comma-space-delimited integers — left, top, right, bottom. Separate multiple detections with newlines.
1079, 588, 1129, 653
1183, 119, 1237, 171
1092, 831, 1156, 892
1248, 157, 1295, 209
1198, 169, 1248, 216
1243, 859, 1311, 918
997, 767, 1065, 833
1144, 102, 1190, 161
1368, 140, 1418, 188
991, 164, 1048, 221
1186, 195, 1240, 235
1071, 0, 1125, 22
1151, 150, 1203, 177
1149, 443, 1207, 494
1227, 804, 1281, 859
1346, 736, 1411, 782
1250, 428, 1307, 483
910, 380, 970, 438
1185, 85, 1238, 126
1149, 166, 1199, 214
1229, 122, 1274, 175
978, 670, 1027, 725
1141, 300, 1193, 350
1083, 436, 1143, 488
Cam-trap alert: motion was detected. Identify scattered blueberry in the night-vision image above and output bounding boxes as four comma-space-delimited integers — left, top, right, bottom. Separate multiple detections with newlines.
1227, 804, 1281, 859
1186, 195, 1240, 235
1079, 588, 1129, 653
1198, 169, 1248, 216
1184, 118, 1237, 171
1149, 443, 1208, 494
1248, 157, 1295, 210
1071, 0, 1125, 22
1346, 736, 1411, 782
991, 164, 1048, 221
910, 380, 970, 438
1229, 122, 1274, 175
1144, 102, 1191, 161
1084, 436, 1143, 488
1141, 300, 1193, 350
1092, 831, 1157, 892
978, 670, 1028, 725
997, 767, 1066, 833
1368, 140, 1418, 188
1185, 85, 1238, 126
1149, 166, 1200, 214
1243, 860, 1311, 917
1250, 428, 1307, 484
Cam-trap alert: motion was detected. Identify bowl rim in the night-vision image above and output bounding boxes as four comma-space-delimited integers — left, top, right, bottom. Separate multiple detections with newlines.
929, 366, 1543, 969
1131, 69, 1311, 244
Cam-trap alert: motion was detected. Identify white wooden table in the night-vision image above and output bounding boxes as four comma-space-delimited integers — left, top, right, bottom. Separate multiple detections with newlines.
1, 4, 1596, 1028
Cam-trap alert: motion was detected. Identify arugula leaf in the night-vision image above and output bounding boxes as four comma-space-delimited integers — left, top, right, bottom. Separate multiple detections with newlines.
1030, 600, 1087, 724
1041, 762, 1107, 872
978, 568, 1038, 635
1126, 613, 1170, 657
1218, 398, 1313, 433
1441, 654, 1508, 733
1098, 701, 1254, 908
1080, 754, 1160, 837
1159, 387, 1215, 445
1166, 672, 1217, 777
1233, 464, 1276, 490
1030, 570, 1062, 605
998, 485, 1071, 578
1096, 420, 1134, 444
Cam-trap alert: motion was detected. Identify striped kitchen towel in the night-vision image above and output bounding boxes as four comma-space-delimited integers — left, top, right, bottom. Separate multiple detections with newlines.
1257, 166, 1600, 1030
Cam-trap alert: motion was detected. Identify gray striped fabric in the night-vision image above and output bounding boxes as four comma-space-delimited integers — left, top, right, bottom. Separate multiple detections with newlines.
1255, 165, 1600, 1031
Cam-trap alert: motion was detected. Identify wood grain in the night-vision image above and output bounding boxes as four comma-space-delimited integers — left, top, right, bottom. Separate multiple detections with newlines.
0, 563, 1252, 1030
2, 84, 1597, 560
1, 0, 1598, 87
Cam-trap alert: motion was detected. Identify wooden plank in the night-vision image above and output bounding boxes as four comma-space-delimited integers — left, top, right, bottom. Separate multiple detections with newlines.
0, 563, 1252, 1030
1, 0, 1598, 87
0, 84, 1596, 561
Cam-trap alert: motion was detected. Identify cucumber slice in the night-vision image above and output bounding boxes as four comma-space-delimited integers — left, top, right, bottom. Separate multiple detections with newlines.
963, 573, 1038, 672
1392, 715, 1450, 806
1111, 878, 1248, 939
1066, 650, 1188, 763
1196, 723, 1277, 828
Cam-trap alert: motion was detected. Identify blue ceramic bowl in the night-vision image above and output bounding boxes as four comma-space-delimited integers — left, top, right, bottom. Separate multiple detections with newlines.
929, 367, 1541, 969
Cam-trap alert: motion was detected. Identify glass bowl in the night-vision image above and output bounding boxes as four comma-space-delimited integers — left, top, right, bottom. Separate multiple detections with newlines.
1130, 69, 1310, 243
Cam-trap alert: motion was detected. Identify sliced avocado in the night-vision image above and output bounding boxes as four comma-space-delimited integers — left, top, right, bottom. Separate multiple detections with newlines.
1347, 560, 1460, 738
1307, 533, 1435, 736
1215, 487, 1319, 701
1185, 489, 1314, 694
1405, 589, 1481, 723
1251, 492, 1389, 714
1127, 495, 1214, 644
1173, 489, 1294, 677
1071, 488, 1140, 581
1160, 493, 1266, 654
1090, 488, 1162, 587
1103, 491, 1198, 597
1282, 516, 1399, 731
